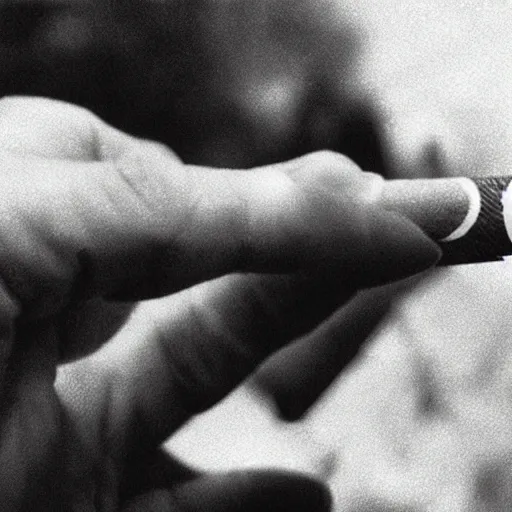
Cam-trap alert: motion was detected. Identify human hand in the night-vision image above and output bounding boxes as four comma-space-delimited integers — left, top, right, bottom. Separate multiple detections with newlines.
0, 96, 439, 511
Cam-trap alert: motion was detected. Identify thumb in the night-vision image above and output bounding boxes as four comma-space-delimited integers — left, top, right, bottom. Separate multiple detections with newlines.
122, 470, 331, 512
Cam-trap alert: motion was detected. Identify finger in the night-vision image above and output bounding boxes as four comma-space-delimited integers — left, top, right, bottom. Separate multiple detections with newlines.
0, 96, 98, 160
0, 96, 179, 162
0, 145, 440, 317
121, 448, 198, 503
55, 298, 135, 362
0, 96, 179, 358
122, 469, 331, 512
252, 285, 395, 420
56, 272, 356, 457
57, 231, 435, 460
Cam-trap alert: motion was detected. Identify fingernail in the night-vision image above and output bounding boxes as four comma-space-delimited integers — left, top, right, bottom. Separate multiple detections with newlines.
362, 208, 442, 287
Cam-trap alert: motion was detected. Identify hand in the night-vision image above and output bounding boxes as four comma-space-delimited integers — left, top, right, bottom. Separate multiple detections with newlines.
0, 96, 439, 511
195, 3, 512, 510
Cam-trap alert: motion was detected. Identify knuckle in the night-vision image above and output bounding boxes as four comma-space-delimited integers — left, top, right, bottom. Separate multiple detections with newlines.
304, 150, 360, 171
285, 151, 382, 208
111, 144, 160, 213
286, 150, 361, 186
111, 140, 187, 225
0, 95, 37, 115
0, 96, 100, 158
0, 95, 94, 125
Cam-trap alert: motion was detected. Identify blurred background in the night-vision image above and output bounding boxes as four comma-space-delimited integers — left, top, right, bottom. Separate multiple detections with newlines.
0, 0, 383, 170
7, 2, 512, 511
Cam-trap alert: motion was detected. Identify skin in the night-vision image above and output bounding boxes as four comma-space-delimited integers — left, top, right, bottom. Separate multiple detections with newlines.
2, 2, 510, 510
163, 2, 512, 511
0, 96, 439, 511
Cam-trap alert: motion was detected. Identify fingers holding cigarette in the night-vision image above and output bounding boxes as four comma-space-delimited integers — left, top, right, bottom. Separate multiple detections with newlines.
380, 175, 512, 265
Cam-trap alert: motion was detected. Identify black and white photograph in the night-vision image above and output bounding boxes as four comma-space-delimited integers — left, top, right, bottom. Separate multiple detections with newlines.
0, 1, 511, 510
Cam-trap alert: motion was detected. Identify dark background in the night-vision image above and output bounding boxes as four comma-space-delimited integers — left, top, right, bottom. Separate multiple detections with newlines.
0, 0, 384, 171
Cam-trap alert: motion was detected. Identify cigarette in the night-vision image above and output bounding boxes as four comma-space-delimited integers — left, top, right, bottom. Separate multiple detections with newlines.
378, 176, 512, 265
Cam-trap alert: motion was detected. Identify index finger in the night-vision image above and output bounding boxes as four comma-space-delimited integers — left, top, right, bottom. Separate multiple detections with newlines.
0, 144, 440, 318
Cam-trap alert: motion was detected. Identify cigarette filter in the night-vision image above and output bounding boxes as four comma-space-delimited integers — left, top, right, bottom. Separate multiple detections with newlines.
379, 176, 512, 265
